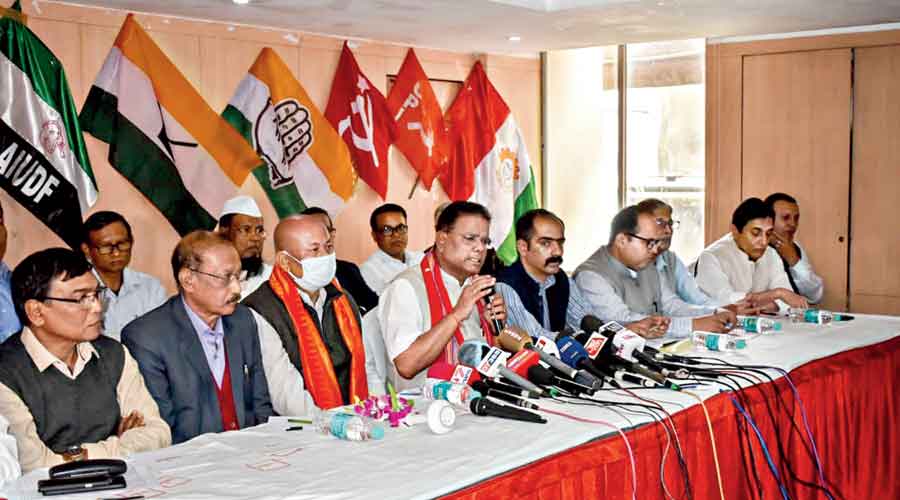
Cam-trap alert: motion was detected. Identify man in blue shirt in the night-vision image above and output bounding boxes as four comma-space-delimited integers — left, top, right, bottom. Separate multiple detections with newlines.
0, 201, 21, 342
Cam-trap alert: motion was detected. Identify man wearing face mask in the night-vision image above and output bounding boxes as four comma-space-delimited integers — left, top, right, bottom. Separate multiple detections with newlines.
217, 196, 272, 299
243, 216, 367, 411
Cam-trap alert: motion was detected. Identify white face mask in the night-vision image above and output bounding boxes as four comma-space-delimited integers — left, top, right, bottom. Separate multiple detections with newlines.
283, 251, 336, 291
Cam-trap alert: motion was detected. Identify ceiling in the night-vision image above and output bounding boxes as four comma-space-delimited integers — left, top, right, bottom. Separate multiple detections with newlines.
56, 0, 900, 55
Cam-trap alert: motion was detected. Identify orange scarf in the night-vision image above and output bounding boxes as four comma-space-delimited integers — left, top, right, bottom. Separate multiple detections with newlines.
268, 265, 368, 409
421, 251, 495, 366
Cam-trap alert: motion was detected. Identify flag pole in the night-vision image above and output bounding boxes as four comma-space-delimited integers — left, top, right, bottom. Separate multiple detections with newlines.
407, 175, 420, 199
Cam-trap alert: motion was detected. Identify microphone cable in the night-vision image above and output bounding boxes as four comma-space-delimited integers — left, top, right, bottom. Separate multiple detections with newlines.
682, 389, 726, 500
729, 393, 792, 500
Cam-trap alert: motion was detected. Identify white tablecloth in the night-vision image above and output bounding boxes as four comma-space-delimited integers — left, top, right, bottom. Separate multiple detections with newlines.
4, 314, 899, 500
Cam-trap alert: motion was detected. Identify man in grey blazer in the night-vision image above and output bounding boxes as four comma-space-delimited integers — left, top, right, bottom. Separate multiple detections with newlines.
123, 231, 273, 444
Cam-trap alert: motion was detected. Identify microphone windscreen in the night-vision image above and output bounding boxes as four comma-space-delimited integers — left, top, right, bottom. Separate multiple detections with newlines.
556, 337, 588, 367
427, 362, 455, 380
496, 329, 530, 353
580, 315, 604, 334
458, 339, 491, 367
505, 348, 540, 377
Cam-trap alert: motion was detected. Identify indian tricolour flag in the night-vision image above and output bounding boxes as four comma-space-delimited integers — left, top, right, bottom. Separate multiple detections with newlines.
223, 47, 355, 217
79, 14, 261, 235
442, 61, 538, 264
0, 1, 97, 249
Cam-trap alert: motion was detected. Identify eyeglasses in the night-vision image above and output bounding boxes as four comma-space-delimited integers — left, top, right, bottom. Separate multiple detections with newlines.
627, 233, 664, 251
451, 232, 492, 248
190, 268, 241, 287
93, 241, 132, 255
379, 224, 408, 237
654, 218, 680, 229
41, 287, 107, 309
236, 225, 266, 238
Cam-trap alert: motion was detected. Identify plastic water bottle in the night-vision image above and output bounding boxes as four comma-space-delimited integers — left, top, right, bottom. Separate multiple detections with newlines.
314, 411, 385, 441
738, 316, 782, 334
692, 331, 748, 352
788, 308, 834, 325
422, 380, 481, 407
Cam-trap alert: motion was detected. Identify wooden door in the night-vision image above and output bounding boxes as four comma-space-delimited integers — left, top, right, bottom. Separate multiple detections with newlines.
741, 49, 852, 311
850, 46, 900, 315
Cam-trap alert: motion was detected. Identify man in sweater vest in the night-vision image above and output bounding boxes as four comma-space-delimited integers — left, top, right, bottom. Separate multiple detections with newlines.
243, 216, 367, 412
496, 209, 663, 337
574, 206, 736, 340
123, 231, 273, 444
0, 248, 170, 472
379, 201, 507, 390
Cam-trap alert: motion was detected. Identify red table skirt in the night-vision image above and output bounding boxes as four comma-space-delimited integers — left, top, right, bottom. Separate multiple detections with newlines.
442, 336, 900, 500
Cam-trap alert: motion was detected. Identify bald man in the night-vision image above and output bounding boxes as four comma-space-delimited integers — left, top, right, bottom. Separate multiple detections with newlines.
243, 217, 368, 411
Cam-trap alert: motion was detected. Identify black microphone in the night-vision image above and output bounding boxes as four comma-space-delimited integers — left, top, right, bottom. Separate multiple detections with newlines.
526, 365, 596, 395
483, 285, 505, 336
469, 397, 547, 423
572, 329, 680, 390
472, 381, 540, 410
482, 378, 530, 398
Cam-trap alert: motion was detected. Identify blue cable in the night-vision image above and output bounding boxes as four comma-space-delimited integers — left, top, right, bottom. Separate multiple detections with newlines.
728, 393, 792, 500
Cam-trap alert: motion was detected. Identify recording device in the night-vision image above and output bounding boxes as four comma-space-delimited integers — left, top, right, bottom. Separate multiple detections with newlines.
469, 397, 546, 424
38, 459, 128, 496
459, 339, 544, 397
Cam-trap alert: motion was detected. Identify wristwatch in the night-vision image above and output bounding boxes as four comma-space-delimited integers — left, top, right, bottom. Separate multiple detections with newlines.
62, 445, 86, 462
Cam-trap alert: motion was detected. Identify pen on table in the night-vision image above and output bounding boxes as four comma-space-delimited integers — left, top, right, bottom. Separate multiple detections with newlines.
98, 496, 145, 500
288, 418, 312, 424
286, 425, 304, 431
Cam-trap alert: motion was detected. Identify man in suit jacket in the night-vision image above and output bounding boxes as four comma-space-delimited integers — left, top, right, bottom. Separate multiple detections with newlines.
123, 231, 273, 444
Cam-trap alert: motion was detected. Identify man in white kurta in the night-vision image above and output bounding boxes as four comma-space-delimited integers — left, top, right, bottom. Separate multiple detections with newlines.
360, 203, 423, 295
765, 193, 825, 304
695, 198, 808, 313
378, 202, 506, 391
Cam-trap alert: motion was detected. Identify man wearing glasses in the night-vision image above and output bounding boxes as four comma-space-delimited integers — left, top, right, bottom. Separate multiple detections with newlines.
574, 206, 735, 340
122, 231, 273, 444
300, 207, 378, 314
379, 201, 506, 390
81, 211, 167, 341
217, 196, 271, 299
360, 203, 424, 295
0, 248, 170, 472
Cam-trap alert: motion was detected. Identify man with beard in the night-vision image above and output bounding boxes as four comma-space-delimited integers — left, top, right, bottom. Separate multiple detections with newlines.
695, 198, 809, 312
379, 201, 506, 390
122, 231, 273, 444
217, 196, 271, 299
764, 193, 824, 304
497, 209, 664, 337
81, 211, 167, 341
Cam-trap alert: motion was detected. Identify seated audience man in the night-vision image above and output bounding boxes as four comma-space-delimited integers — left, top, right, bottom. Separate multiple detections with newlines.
0, 248, 169, 472
243, 216, 367, 411
301, 207, 378, 314
695, 198, 809, 312
360, 203, 424, 295
81, 211, 167, 340
218, 195, 271, 298
764, 193, 824, 304
496, 209, 662, 336
379, 201, 506, 389
574, 206, 735, 340
0, 200, 21, 342
122, 231, 273, 444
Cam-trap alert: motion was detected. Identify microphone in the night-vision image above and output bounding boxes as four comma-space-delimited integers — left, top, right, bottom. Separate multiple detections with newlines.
579, 317, 646, 362
497, 328, 580, 380
556, 336, 608, 387
483, 286, 505, 336
505, 349, 558, 394
571, 330, 680, 391
469, 397, 547, 424
427, 362, 482, 386
481, 378, 530, 398
526, 365, 596, 395
458, 339, 544, 397
471, 381, 540, 410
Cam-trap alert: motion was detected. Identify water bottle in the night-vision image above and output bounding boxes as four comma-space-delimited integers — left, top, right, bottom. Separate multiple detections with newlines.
738, 316, 782, 334
788, 308, 834, 325
314, 411, 385, 441
692, 331, 748, 352
422, 380, 481, 407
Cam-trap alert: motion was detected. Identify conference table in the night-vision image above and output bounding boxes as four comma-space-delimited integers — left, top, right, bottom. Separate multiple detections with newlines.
3, 314, 898, 500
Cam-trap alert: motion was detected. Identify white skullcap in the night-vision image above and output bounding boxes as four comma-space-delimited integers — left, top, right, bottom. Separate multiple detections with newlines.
220, 195, 262, 219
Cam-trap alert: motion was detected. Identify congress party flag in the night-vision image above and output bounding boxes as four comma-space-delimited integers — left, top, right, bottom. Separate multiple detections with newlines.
223, 48, 356, 217
80, 14, 261, 235
442, 62, 538, 265
386, 48, 448, 191
325, 42, 396, 200
0, 1, 97, 249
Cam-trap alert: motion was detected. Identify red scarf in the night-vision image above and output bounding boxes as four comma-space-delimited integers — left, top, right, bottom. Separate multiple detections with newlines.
420, 251, 495, 365
268, 265, 368, 409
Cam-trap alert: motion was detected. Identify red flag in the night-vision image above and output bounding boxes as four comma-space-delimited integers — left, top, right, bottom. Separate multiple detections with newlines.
441, 61, 509, 201
325, 42, 396, 199
386, 49, 449, 191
